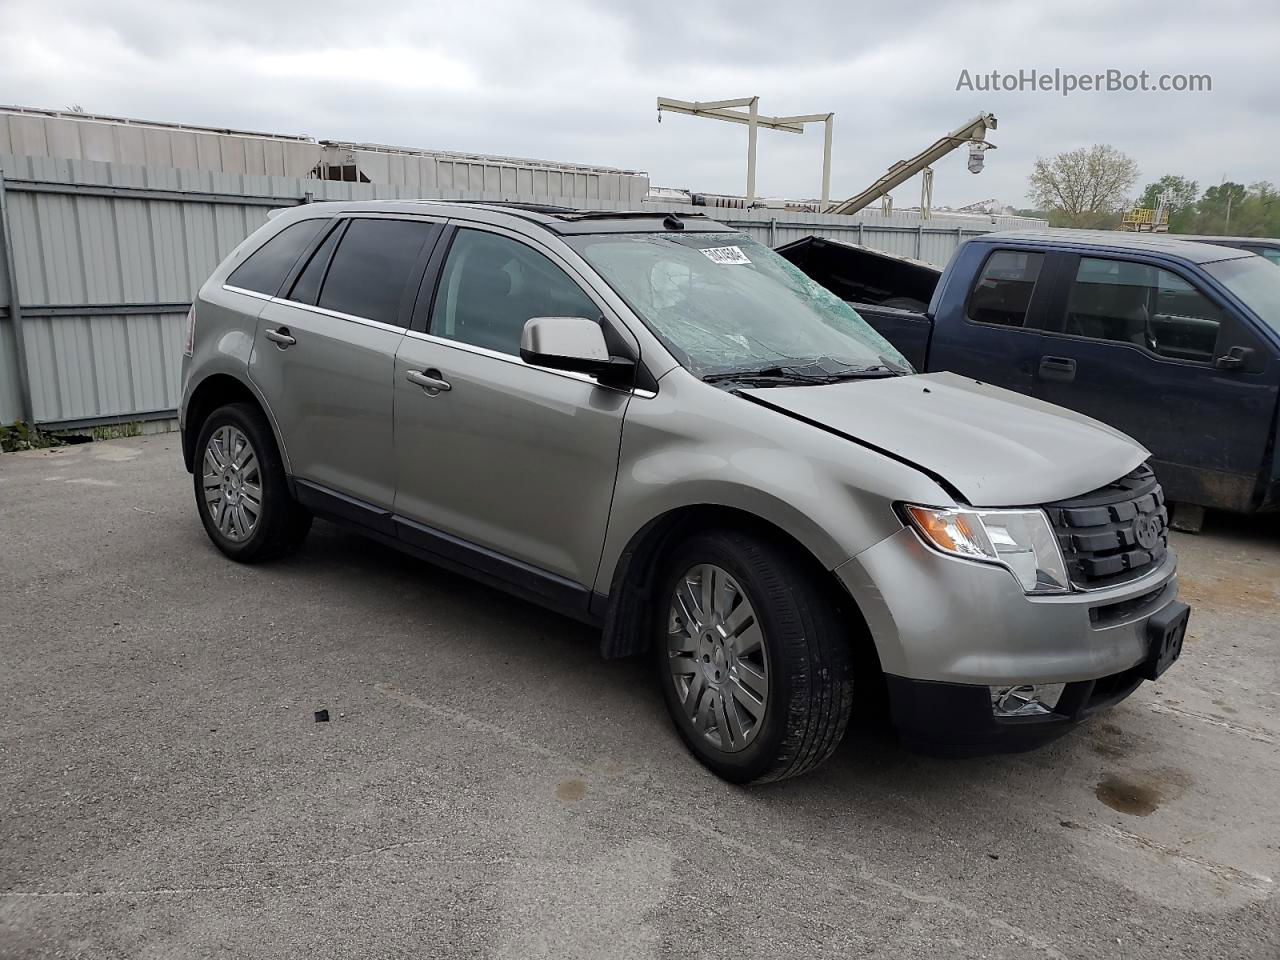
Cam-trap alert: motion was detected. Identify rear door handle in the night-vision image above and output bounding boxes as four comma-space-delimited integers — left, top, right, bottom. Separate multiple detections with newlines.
406, 369, 451, 393
1038, 356, 1077, 382
265, 327, 296, 347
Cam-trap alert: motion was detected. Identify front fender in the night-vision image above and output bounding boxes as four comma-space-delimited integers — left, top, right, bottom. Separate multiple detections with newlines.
593, 374, 954, 596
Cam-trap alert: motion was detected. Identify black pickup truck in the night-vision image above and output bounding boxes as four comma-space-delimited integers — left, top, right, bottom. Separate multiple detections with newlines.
779, 231, 1280, 518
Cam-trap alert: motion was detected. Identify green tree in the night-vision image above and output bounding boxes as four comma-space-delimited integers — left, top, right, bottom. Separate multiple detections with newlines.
1192, 182, 1249, 234
1027, 144, 1139, 228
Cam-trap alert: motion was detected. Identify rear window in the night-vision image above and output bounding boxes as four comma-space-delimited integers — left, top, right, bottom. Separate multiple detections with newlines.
966, 250, 1044, 327
316, 219, 436, 326
227, 219, 326, 296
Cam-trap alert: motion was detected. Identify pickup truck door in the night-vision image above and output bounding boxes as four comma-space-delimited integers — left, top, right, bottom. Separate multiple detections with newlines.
924, 242, 1054, 395
391, 224, 633, 613
1031, 252, 1279, 511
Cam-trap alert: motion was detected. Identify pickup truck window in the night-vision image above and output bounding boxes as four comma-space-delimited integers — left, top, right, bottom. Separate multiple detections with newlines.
966, 251, 1044, 327
568, 232, 907, 377
1065, 257, 1223, 363
1204, 254, 1280, 334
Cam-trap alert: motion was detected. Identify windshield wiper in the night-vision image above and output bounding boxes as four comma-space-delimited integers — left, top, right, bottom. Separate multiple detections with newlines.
702, 361, 906, 387
702, 365, 832, 386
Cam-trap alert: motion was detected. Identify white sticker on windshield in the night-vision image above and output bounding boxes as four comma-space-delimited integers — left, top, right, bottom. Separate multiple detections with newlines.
700, 245, 752, 265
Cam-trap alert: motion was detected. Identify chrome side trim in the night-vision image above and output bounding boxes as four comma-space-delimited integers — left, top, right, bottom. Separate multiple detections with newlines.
222, 284, 274, 302
266, 296, 406, 335
242, 284, 657, 398
401, 328, 654, 397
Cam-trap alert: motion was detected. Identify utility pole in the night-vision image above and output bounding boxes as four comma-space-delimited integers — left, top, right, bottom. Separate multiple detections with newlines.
656, 97, 835, 205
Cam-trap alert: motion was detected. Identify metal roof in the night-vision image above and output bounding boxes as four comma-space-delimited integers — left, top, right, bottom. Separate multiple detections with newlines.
1164, 235, 1280, 250
980, 230, 1256, 264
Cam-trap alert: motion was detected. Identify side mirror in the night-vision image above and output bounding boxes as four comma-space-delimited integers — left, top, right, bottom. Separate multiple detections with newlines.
520, 316, 636, 385
1213, 345, 1255, 371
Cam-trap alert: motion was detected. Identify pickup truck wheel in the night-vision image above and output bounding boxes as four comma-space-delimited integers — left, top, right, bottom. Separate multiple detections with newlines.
193, 402, 311, 563
655, 530, 854, 783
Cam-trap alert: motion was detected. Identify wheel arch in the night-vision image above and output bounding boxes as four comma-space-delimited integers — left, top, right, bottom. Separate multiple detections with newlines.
182, 373, 286, 474
597, 504, 879, 676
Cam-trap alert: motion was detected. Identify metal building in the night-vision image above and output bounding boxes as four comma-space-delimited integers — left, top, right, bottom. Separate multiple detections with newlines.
0, 105, 651, 204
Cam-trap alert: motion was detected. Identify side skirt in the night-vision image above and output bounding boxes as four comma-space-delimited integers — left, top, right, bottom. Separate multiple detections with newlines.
291, 478, 602, 627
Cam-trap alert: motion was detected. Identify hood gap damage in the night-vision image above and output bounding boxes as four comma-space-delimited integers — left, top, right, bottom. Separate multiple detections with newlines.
733, 390, 969, 504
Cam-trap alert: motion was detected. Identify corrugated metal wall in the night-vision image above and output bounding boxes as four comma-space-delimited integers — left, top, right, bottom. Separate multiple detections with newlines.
0, 153, 1025, 428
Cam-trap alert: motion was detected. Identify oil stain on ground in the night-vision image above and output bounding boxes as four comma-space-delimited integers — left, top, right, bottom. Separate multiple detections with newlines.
1096, 774, 1164, 816
556, 779, 587, 802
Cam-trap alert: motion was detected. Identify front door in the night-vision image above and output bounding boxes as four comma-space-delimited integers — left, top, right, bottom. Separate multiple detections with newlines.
393, 225, 632, 597
1032, 253, 1279, 509
925, 243, 1053, 395
250, 216, 440, 509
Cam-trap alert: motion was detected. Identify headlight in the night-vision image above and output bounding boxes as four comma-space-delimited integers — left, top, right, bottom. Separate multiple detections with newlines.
902, 504, 1070, 595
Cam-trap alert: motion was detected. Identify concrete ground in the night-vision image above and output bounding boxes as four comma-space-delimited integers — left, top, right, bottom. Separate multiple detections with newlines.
2, 436, 1277, 960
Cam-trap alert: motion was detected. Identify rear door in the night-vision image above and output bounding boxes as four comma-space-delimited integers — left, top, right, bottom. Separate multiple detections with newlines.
925, 242, 1053, 395
249, 215, 441, 511
1032, 253, 1278, 509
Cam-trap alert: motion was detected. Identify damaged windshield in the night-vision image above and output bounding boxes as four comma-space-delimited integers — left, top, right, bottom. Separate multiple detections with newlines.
568, 231, 911, 379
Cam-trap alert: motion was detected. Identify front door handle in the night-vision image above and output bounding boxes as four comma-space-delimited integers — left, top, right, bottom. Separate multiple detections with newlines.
406, 369, 452, 394
1038, 355, 1077, 382
265, 327, 296, 348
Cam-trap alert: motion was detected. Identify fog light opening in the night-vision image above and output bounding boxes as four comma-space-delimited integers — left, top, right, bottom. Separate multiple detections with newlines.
990, 683, 1066, 718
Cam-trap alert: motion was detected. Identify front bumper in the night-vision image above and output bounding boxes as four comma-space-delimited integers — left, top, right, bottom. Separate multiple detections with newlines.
836, 526, 1184, 755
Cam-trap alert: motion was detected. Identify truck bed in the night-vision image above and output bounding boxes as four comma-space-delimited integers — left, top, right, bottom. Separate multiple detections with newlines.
775, 235, 942, 370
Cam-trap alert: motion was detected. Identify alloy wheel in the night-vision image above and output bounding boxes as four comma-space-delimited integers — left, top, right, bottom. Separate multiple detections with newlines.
667, 563, 770, 753
201, 425, 262, 542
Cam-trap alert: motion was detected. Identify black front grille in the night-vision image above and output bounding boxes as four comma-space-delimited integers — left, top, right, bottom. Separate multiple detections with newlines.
1044, 464, 1168, 588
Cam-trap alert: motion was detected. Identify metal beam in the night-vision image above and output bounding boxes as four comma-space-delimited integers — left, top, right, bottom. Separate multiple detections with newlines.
657, 98, 804, 134
826, 112, 997, 216
0, 179, 307, 208
0, 171, 33, 422
36, 407, 178, 431
821, 114, 834, 206
20, 302, 191, 318
657, 97, 834, 205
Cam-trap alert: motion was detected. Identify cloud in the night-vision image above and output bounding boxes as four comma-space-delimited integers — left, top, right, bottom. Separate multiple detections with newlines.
1, 0, 1274, 207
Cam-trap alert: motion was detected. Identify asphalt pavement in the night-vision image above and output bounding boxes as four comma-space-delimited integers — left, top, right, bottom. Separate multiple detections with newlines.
2, 436, 1278, 959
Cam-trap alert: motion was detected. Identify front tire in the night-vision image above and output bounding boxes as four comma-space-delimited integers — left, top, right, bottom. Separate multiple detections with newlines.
654, 529, 854, 783
193, 402, 311, 563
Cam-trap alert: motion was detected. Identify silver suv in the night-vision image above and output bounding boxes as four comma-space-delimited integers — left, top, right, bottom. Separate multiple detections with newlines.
179, 201, 1189, 782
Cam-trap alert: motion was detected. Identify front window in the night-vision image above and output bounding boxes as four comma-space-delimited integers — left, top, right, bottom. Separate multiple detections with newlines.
567, 232, 909, 378
1065, 257, 1225, 362
1203, 255, 1280, 335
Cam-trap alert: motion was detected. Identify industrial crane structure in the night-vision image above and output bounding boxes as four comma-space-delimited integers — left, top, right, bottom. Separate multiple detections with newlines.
653, 99, 997, 218
656, 96, 835, 205
824, 113, 998, 216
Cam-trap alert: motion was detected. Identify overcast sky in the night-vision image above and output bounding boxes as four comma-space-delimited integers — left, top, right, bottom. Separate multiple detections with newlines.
1, 0, 1273, 208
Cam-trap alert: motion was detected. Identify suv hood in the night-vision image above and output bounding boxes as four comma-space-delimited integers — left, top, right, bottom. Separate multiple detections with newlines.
741, 371, 1149, 506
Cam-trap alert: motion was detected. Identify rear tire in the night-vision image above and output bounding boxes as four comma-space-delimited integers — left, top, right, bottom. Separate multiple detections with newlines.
193, 402, 311, 563
654, 529, 854, 783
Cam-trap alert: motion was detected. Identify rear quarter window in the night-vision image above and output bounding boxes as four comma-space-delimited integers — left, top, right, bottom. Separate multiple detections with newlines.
966, 250, 1044, 327
227, 219, 327, 296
